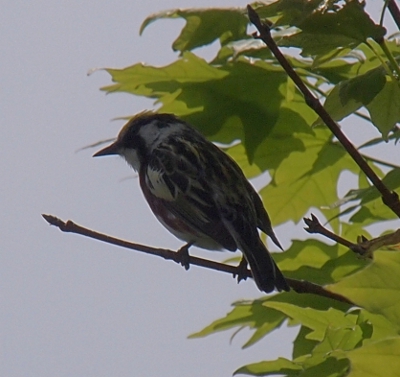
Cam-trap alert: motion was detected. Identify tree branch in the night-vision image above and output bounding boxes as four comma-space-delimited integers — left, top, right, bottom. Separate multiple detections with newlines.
246, 4, 400, 219
388, 0, 400, 30
42, 214, 354, 305
304, 213, 400, 258
304, 214, 358, 250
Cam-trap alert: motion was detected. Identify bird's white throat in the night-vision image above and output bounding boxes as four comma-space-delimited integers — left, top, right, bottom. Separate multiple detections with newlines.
121, 148, 141, 171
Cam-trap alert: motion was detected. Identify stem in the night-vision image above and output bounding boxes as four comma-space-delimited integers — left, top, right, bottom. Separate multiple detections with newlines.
379, 39, 400, 78
362, 153, 400, 169
365, 39, 397, 80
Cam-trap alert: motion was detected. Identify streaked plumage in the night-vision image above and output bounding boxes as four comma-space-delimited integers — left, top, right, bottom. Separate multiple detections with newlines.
94, 111, 289, 293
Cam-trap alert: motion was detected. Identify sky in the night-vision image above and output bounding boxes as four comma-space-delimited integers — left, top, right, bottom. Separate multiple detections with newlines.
1, 1, 398, 377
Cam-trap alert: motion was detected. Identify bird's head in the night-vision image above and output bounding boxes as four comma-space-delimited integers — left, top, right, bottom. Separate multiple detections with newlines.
93, 111, 186, 171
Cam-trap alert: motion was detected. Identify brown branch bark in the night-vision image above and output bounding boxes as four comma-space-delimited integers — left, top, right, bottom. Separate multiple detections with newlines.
304, 214, 367, 256
42, 214, 354, 305
304, 213, 400, 258
247, 4, 400, 219
388, 0, 400, 30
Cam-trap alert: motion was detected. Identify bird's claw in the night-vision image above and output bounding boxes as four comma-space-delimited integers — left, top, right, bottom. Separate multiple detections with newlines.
176, 243, 192, 270
235, 258, 249, 283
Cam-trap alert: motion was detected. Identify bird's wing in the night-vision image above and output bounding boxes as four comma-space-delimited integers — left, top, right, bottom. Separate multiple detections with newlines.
215, 149, 282, 249
212, 166, 288, 292
144, 142, 237, 251
145, 138, 288, 292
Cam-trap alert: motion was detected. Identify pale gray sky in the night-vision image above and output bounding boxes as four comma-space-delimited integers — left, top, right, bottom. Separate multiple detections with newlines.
1, 1, 397, 377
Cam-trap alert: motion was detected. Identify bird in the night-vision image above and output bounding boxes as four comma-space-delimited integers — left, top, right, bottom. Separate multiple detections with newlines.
93, 111, 289, 293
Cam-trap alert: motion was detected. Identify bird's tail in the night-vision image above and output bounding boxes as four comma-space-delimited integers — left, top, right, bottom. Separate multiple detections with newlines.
242, 239, 289, 293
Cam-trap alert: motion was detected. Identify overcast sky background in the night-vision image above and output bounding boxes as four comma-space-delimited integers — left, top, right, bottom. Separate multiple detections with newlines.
1, 1, 398, 376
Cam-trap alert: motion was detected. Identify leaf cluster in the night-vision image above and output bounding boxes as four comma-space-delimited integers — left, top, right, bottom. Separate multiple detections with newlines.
101, 0, 400, 376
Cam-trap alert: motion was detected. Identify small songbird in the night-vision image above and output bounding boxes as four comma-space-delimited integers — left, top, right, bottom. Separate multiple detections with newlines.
94, 111, 289, 293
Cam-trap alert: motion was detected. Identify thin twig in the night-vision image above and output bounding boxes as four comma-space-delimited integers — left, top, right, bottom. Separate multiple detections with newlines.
246, 5, 400, 218
42, 214, 233, 274
304, 214, 356, 249
42, 214, 355, 305
304, 213, 400, 258
304, 214, 369, 256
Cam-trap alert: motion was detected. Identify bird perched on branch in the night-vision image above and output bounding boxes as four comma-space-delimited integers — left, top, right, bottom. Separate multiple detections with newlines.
94, 111, 289, 293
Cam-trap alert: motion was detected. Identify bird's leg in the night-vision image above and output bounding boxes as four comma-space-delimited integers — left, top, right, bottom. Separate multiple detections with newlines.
235, 257, 249, 283
176, 242, 193, 270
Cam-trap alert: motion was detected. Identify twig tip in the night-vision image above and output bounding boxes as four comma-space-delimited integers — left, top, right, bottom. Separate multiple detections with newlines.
41, 214, 65, 229
246, 4, 258, 25
42, 213, 55, 224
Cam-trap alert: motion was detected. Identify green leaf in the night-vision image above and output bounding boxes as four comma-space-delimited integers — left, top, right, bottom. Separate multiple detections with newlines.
140, 8, 248, 53
262, 302, 359, 341
272, 0, 386, 56
299, 357, 349, 377
366, 78, 400, 139
310, 48, 367, 83
235, 356, 350, 377
355, 309, 399, 343
176, 59, 287, 160
328, 251, 400, 329
259, 128, 357, 225
234, 357, 302, 376
314, 67, 386, 126
350, 168, 400, 224
312, 325, 363, 356
190, 292, 350, 348
350, 202, 398, 225
250, 95, 316, 171
277, 239, 339, 271
103, 51, 227, 94
274, 239, 367, 285
234, 306, 367, 376
346, 337, 400, 377
279, 32, 357, 57
104, 52, 289, 160
212, 39, 274, 65
325, 168, 400, 225
188, 299, 286, 347
293, 326, 318, 359
353, 169, 400, 205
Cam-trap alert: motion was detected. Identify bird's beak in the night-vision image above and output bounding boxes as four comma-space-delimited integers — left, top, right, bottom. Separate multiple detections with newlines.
93, 141, 120, 157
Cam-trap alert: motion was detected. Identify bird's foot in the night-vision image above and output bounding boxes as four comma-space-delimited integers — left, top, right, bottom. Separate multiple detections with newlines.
235, 257, 249, 284
176, 243, 192, 270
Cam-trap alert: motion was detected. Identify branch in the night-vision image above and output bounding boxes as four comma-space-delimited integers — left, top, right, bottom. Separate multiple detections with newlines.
355, 228, 400, 257
246, 5, 400, 218
304, 213, 400, 258
388, 0, 400, 30
304, 214, 358, 250
42, 214, 231, 274
288, 279, 353, 305
42, 214, 354, 305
